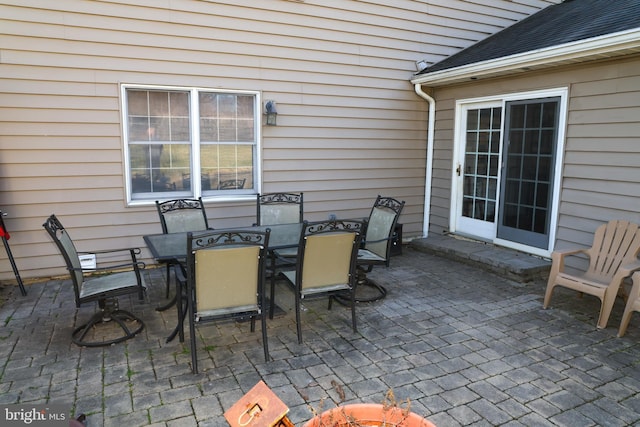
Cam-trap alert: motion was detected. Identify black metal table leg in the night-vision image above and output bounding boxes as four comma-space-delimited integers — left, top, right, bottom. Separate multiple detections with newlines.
166, 268, 188, 343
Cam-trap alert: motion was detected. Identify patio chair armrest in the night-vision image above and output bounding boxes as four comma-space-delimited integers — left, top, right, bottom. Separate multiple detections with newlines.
272, 250, 297, 265
550, 247, 587, 258
80, 247, 143, 264
619, 260, 640, 277
630, 271, 640, 299
550, 247, 588, 263
549, 248, 589, 274
363, 236, 391, 245
70, 260, 146, 273
80, 247, 142, 256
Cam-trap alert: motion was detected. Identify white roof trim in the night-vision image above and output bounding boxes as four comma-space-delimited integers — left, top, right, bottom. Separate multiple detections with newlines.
411, 28, 640, 87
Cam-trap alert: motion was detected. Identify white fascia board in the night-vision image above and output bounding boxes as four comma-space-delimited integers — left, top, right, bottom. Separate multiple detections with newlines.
411, 28, 640, 86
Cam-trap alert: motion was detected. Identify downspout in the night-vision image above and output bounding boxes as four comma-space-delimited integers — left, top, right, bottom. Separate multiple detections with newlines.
414, 83, 435, 238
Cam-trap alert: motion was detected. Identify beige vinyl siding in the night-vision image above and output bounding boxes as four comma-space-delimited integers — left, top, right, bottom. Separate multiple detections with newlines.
427, 55, 640, 251
557, 58, 640, 249
0, 0, 557, 280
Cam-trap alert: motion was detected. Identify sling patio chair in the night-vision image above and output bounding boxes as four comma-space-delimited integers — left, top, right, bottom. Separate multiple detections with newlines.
183, 228, 270, 373
256, 192, 304, 226
280, 219, 363, 344
351, 195, 404, 303
256, 192, 304, 317
155, 197, 210, 298
43, 214, 146, 347
543, 219, 640, 329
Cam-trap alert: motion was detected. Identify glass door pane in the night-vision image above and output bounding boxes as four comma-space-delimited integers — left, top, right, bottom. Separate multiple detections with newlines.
462, 107, 502, 222
497, 98, 559, 249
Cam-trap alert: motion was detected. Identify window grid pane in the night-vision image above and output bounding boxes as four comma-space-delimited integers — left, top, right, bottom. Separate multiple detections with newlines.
127, 90, 191, 196
462, 107, 502, 222
501, 101, 557, 234
199, 93, 255, 144
199, 92, 255, 191
126, 88, 257, 199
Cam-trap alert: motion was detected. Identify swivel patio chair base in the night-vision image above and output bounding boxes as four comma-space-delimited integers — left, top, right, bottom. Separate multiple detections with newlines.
72, 298, 144, 347
333, 267, 387, 305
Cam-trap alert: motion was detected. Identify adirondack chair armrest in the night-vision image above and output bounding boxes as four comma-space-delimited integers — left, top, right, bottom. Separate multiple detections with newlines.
630, 271, 640, 299
550, 248, 588, 271
618, 260, 640, 277
551, 247, 588, 258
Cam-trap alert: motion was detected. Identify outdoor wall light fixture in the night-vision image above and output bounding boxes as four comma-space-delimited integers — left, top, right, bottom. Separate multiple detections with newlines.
264, 100, 278, 126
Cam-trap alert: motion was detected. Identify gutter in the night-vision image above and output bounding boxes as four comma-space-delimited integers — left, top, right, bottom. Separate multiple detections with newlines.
411, 28, 640, 87
413, 84, 435, 238
409, 28, 640, 239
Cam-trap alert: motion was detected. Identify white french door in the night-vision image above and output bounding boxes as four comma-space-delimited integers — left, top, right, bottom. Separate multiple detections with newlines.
452, 90, 566, 254
454, 102, 502, 241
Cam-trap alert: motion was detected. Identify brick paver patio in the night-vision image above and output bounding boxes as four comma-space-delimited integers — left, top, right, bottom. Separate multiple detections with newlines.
1, 247, 639, 426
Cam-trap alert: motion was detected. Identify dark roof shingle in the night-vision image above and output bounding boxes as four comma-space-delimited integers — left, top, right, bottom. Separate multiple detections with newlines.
418, 0, 640, 75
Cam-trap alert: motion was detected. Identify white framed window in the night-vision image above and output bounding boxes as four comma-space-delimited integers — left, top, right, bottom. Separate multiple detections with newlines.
121, 84, 261, 204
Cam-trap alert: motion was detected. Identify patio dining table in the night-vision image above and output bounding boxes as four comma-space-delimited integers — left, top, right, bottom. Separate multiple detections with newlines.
143, 222, 303, 342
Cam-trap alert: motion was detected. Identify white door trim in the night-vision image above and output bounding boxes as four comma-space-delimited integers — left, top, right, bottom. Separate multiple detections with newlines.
450, 87, 569, 257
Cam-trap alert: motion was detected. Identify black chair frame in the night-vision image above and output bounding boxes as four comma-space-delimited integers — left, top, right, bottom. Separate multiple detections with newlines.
281, 219, 363, 343
43, 214, 145, 347
256, 192, 304, 226
336, 195, 404, 305
155, 197, 209, 299
256, 192, 304, 318
184, 229, 270, 373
